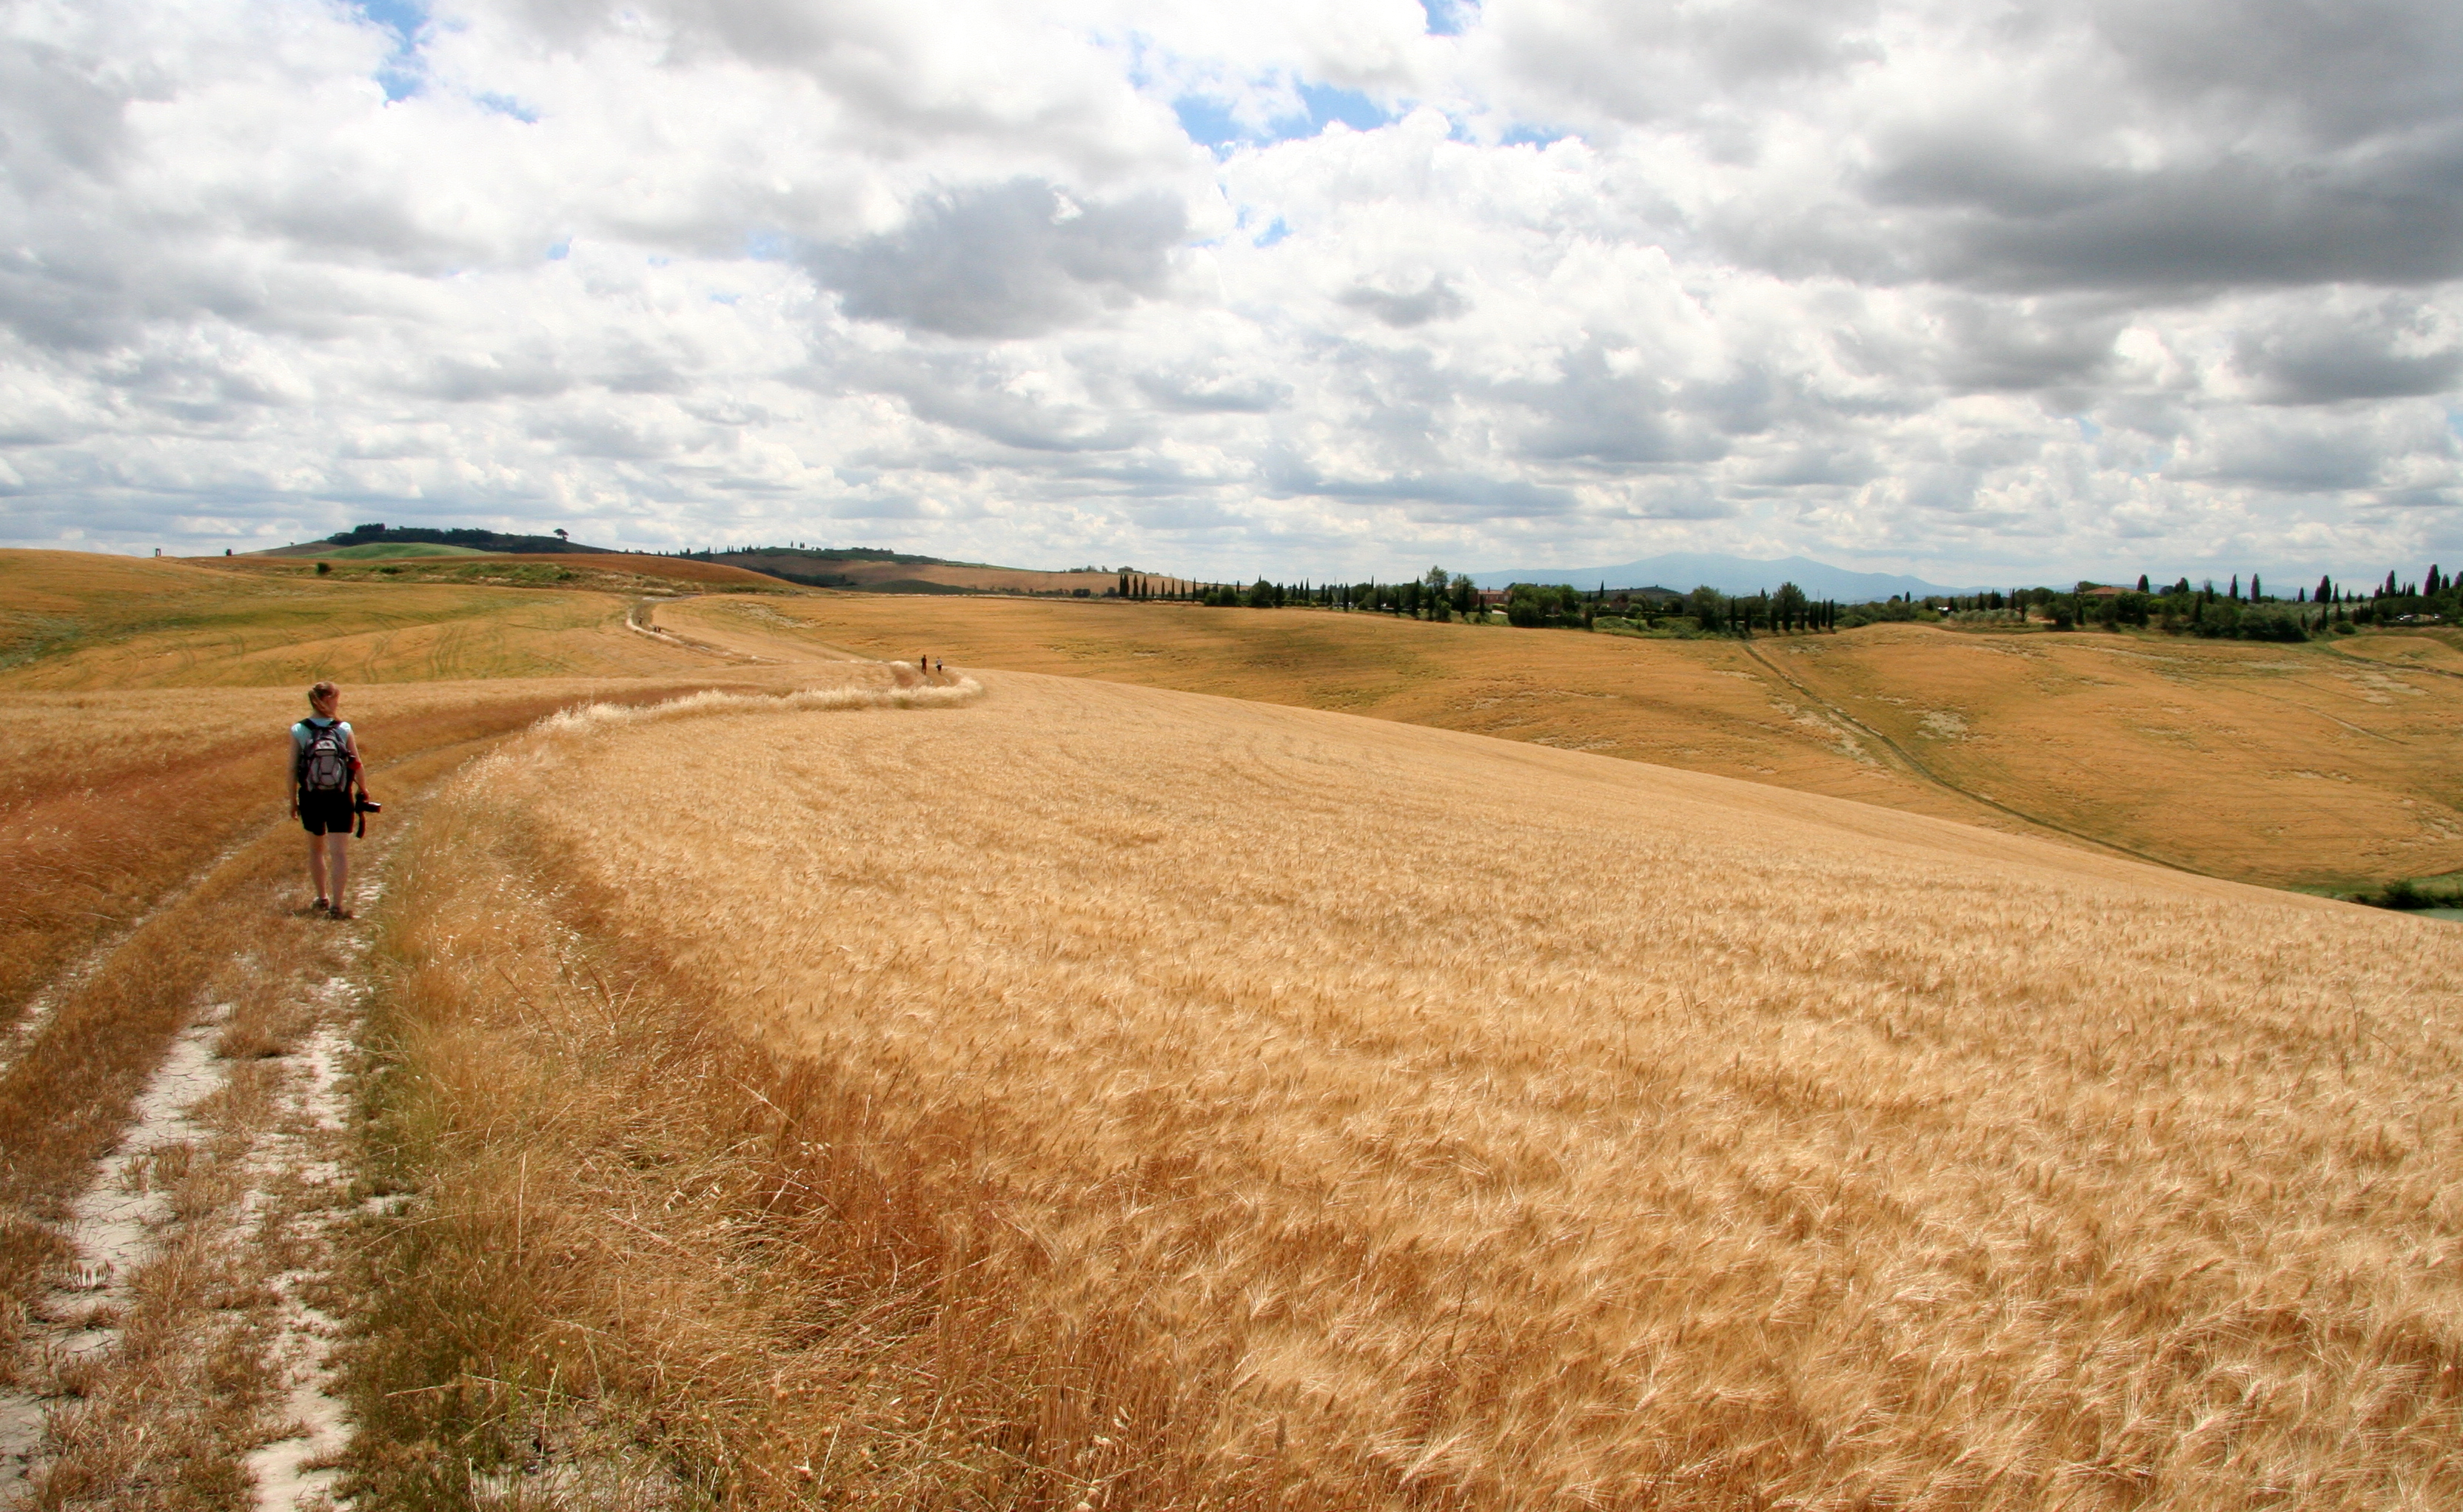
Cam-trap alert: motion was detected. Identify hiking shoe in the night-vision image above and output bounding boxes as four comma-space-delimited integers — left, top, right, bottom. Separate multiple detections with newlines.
329, 904, 355, 921
311, 897, 329, 915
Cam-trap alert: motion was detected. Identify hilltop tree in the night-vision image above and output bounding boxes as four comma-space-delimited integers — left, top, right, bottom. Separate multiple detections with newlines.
1774, 581, 1808, 632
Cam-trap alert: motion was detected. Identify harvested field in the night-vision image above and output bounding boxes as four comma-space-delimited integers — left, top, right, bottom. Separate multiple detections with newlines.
204, 550, 792, 595
664, 594, 2463, 889
374, 669, 2463, 1509
0, 551, 754, 691
713, 548, 1127, 595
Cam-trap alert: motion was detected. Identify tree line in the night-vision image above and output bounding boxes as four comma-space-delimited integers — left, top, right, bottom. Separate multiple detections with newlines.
1114, 561, 2457, 644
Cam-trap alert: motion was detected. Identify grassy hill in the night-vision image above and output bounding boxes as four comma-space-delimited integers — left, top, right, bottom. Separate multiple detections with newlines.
255, 525, 612, 556
707, 545, 1122, 595
0, 551, 778, 691
286, 541, 497, 560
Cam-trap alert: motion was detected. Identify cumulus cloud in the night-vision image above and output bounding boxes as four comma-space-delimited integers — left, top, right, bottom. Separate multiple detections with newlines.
0, 0, 2459, 580
811, 178, 1186, 338
1336, 275, 1467, 327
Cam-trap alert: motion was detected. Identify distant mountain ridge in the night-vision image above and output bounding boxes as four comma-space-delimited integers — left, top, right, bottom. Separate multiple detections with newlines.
1470, 552, 1964, 600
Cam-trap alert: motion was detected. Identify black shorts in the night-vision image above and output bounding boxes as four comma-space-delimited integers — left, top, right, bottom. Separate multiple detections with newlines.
298, 790, 355, 836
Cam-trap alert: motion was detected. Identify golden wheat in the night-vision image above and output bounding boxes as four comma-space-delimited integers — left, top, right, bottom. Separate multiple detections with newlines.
401, 670, 2463, 1509
662, 594, 2463, 890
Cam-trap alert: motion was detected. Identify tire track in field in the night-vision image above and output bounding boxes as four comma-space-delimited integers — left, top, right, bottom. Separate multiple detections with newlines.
0, 826, 266, 1083
0, 813, 403, 1509
1732, 636, 2199, 874
0, 693, 731, 1505
2320, 640, 2463, 682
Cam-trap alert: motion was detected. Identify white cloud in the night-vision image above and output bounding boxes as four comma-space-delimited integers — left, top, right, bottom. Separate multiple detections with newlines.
1, 0, 2458, 581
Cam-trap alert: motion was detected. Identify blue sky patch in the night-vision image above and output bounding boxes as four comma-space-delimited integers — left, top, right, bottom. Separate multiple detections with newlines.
1173, 95, 1244, 151
476, 93, 537, 123
743, 229, 793, 263
1419, 0, 1476, 36
355, 0, 429, 101
356, 0, 425, 44
1255, 217, 1293, 247
546, 241, 569, 261
1298, 84, 1388, 134
1499, 124, 1569, 148
1173, 79, 1395, 154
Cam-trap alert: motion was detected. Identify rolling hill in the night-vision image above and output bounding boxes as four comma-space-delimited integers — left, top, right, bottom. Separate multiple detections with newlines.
371, 665, 2463, 1508
653, 592, 2463, 893
4, 545, 2459, 1506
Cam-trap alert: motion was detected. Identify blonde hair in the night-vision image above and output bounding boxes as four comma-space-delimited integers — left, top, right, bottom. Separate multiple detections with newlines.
308, 681, 338, 710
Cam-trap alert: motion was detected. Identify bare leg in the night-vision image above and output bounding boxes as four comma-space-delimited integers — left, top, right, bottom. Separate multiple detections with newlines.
306, 832, 330, 905
325, 833, 352, 915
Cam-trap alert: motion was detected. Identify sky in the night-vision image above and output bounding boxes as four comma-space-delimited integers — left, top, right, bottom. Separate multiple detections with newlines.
1, 0, 2459, 585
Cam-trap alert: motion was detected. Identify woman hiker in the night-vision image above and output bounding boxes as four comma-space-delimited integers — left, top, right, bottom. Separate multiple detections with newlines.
290, 681, 368, 918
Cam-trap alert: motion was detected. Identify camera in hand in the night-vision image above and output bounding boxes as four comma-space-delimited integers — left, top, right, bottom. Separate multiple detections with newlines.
354, 796, 383, 814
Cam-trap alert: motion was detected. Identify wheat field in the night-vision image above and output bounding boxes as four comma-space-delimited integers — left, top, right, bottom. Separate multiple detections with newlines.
659, 594, 2463, 890
414, 669, 2463, 1509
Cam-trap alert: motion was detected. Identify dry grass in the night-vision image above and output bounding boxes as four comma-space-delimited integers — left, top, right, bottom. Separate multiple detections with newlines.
666, 594, 2463, 889
708, 549, 1133, 596
22, 841, 330, 1510
0, 687, 668, 1348
361, 671, 2463, 1509
0, 545, 848, 1024
0, 550, 752, 691
1753, 622, 2463, 890
212, 551, 793, 594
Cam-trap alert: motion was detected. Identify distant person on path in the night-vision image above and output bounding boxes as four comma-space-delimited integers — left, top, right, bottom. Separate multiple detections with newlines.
290, 681, 367, 918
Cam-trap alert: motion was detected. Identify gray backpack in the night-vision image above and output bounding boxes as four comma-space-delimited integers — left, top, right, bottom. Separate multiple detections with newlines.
298, 721, 352, 793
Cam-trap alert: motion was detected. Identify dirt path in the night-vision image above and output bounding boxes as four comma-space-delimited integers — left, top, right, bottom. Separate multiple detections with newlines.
0, 820, 397, 1508
624, 594, 780, 664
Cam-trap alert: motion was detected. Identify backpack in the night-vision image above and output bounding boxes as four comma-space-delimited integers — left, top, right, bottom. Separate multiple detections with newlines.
297, 720, 354, 793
